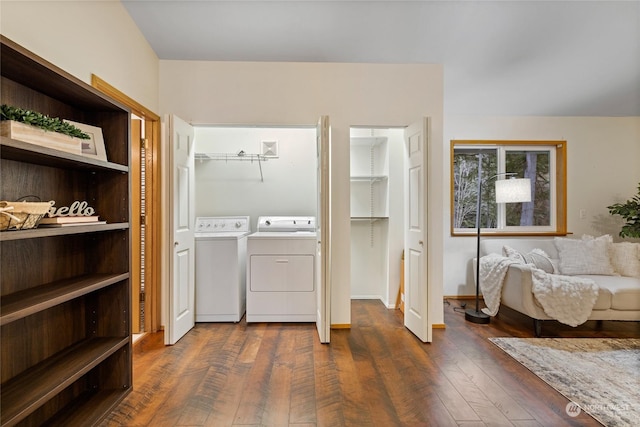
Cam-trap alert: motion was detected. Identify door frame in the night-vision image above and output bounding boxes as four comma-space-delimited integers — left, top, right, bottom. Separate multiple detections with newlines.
91, 75, 162, 334
317, 116, 331, 343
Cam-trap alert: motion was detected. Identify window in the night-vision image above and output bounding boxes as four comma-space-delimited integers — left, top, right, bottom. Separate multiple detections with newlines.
451, 140, 567, 236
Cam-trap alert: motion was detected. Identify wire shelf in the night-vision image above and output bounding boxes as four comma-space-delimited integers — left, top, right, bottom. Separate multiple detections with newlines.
195, 152, 269, 181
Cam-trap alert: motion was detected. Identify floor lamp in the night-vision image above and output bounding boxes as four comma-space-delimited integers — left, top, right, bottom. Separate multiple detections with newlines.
465, 174, 532, 324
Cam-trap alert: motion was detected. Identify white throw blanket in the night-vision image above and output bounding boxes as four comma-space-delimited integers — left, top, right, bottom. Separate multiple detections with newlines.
478, 254, 599, 327
477, 253, 520, 316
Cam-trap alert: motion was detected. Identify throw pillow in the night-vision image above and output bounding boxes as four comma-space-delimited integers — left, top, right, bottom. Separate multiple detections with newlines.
502, 245, 525, 263
502, 245, 555, 274
554, 236, 616, 276
609, 242, 640, 277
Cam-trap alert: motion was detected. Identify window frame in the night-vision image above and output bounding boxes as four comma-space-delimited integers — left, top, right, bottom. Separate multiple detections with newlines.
450, 140, 567, 237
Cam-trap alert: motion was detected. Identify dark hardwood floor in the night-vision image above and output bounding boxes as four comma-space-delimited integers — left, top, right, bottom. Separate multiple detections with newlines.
101, 299, 639, 426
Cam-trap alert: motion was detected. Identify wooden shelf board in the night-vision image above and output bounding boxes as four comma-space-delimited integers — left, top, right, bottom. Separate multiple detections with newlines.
1, 273, 130, 326
0, 337, 129, 427
0, 222, 129, 241
0, 35, 128, 113
1, 137, 128, 172
46, 389, 130, 426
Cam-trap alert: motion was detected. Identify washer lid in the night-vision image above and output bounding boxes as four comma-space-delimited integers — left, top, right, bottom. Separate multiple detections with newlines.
256, 216, 315, 232
195, 216, 250, 234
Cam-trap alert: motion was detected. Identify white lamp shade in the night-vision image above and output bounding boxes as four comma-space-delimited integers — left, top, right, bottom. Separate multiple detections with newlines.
495, 178, 531, 203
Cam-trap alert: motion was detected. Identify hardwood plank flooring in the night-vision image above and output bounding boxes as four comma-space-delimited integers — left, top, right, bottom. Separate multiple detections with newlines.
101, 300, 639, 427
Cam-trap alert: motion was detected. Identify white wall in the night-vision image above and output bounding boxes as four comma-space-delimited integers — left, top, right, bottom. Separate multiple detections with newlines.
0, 1, 159, 112
160, 60, 444, 326
194, 126, 317, 230
443, 116, 640, 297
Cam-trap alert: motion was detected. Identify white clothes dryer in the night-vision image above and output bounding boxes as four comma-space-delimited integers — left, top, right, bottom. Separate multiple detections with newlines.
246, 216, 317, 322
194, 216, 250, 322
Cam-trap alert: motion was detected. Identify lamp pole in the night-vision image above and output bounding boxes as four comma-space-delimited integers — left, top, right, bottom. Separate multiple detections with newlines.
465, 170, 518, 324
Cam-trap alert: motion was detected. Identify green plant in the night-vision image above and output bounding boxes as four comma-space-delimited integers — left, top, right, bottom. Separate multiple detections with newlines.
1, 104, 90, 139
607, 182, 640, 238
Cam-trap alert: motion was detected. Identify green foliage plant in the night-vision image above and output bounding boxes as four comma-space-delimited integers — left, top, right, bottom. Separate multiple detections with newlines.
1, 104, 90, 139
608, 182, 640, 238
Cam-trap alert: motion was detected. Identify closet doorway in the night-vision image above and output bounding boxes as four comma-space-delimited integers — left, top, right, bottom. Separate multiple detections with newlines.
350, 120, 432, 343
92, 75, 162, 336
350, 127, 405, 308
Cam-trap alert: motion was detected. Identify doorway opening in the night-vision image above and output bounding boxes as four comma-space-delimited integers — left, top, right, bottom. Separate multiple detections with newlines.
193, 125, 317, 330
190, 123, 330, 343
166, 116, 330, 345
349, 127, 405, 309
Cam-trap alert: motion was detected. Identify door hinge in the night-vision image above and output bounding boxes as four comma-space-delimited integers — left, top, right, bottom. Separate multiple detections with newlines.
141, 137, 149, 150
140, 214, 146, 226
139, 292, 146, 302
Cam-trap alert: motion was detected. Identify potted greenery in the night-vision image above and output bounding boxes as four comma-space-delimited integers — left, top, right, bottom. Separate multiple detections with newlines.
0, 104, 90, 154
608, 182, 640, 238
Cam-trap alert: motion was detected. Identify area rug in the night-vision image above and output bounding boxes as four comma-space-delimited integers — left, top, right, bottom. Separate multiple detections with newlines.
489, 338, 640, 427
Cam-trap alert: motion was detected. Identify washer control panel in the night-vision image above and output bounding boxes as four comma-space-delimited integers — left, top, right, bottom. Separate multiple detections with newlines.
195, 216, 250, 233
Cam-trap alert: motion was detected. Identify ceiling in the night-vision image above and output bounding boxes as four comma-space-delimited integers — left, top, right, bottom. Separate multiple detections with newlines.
121, 1, 640, 116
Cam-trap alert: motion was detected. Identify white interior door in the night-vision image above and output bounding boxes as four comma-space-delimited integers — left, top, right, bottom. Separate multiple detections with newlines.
316, 116, 331, 343
166, 114, 196, 345
404, 118, 432, 343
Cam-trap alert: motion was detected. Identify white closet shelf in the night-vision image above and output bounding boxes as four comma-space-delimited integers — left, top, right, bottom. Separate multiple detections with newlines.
350, 175, 388, 182
195, 152, 269, 181
351, 216, 389, 221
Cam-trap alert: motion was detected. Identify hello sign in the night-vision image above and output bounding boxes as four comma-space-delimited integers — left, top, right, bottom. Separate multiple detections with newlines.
48, 200, 96, 217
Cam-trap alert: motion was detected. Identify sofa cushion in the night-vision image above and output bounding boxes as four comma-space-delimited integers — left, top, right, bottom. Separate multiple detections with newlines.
577, 275, 640, 311
609, 242, 640, 277
554, 236, 616, 276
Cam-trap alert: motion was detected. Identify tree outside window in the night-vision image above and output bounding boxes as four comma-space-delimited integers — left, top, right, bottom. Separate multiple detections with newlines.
505, 150, 551, 227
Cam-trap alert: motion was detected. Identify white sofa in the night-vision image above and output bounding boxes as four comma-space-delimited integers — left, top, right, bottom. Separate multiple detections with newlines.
479, 237, 640, 336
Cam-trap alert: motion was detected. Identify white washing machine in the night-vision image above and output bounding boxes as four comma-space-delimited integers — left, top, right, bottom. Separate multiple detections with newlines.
195, 216, 250, 322
246, 216, 317, 323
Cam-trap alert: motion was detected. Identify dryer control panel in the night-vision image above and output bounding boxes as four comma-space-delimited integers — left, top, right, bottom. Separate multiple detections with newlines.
256, 216, 315, 232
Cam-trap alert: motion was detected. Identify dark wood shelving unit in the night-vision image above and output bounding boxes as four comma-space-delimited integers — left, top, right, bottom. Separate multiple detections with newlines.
0, 35, 132, 426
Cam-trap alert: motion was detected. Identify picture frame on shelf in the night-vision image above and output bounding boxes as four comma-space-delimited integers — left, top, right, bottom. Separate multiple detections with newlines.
64, 119, 107, 161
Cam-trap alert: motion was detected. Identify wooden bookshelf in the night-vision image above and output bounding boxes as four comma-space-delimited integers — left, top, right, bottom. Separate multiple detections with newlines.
0, 35, 132, 426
